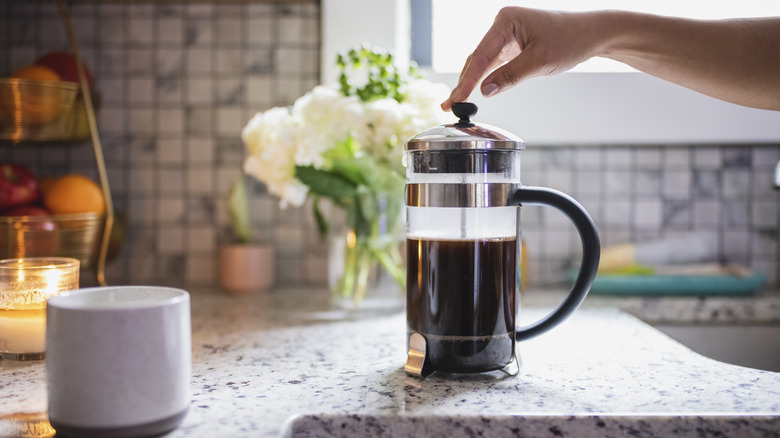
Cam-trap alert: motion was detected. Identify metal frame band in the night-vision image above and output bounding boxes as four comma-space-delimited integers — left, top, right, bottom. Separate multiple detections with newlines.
405, 140, 525, 151
405, 183, 520, 208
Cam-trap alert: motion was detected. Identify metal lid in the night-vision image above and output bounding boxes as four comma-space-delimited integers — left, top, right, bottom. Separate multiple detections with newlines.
406, 102, 525, 151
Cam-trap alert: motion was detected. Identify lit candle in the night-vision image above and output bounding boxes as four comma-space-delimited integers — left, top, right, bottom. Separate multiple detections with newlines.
0, 258, 79, 361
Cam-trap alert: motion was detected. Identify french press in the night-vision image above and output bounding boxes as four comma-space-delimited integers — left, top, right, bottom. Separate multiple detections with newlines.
404, 103, 600, 377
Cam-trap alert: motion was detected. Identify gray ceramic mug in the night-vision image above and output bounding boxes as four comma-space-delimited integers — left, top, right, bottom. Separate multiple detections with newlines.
46, 286, 191, 437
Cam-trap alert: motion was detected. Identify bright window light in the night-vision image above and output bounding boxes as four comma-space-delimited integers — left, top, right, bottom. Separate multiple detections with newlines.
431, 0, 780, 73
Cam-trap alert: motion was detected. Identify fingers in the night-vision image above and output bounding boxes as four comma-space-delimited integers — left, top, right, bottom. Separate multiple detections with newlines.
481, 43, 547, 97
441, 55, 492, 111
441, 11, 519, 111
442, 48, 540, 111
442, 7, 591, 110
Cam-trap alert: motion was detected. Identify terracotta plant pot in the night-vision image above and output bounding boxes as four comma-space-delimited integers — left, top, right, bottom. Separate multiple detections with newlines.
219, 244, 274, 295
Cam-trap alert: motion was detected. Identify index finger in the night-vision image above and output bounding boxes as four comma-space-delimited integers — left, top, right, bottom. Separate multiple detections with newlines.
442, 14, 518, 110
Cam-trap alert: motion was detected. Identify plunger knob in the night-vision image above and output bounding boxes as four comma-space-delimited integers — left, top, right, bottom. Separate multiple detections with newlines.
452, 102, 478, 124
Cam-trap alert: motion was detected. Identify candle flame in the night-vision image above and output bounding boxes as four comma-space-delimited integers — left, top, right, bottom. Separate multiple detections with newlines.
44, 269, 63, 297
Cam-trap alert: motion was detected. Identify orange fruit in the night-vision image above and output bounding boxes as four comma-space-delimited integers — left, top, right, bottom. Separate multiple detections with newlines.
9, 65, 64, 124
43, 174, 105, 215
11, 65, 61, 82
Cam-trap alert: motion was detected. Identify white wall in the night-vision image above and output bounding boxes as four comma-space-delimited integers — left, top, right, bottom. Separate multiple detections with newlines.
433, 72, 780, 146
321, 0, 410, 86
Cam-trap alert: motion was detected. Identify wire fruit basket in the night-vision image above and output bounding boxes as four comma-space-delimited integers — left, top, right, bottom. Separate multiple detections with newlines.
0, 0, 114, 285
0, 213, 104, 268
0, 78, 96, 142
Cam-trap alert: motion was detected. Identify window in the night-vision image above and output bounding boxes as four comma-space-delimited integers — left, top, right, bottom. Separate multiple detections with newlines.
423, 0, 780, 73
323, 0, 780, 145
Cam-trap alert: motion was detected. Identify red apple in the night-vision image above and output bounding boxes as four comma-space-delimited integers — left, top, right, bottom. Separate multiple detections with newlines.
0, 163, 40, 210
34, 51, 95, 88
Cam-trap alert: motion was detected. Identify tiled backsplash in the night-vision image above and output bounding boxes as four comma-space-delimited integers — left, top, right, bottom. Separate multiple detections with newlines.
1, 2, 778, 291
520, 146, 779, 288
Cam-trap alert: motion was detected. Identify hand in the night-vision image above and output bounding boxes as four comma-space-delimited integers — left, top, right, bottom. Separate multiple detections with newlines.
442, 8, 780, 111
442, 7, 605, 111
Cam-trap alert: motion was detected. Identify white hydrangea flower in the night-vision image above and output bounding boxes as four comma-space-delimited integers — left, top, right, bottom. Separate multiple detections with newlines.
242, 77, 450, 208
242, 107, 310, 208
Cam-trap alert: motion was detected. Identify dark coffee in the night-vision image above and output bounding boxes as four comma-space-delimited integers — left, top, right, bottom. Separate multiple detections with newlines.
406, 237, 517, 373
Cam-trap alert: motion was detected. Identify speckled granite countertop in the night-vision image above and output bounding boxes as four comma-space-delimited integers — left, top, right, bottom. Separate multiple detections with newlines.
1, 289, 779, 438
525, 288, 780, 324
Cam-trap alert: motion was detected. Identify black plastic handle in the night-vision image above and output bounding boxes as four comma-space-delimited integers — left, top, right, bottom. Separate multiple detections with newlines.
509, 186, 601, 341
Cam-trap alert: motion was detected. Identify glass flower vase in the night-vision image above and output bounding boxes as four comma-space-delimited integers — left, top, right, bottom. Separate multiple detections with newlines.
327, 210, 405, 317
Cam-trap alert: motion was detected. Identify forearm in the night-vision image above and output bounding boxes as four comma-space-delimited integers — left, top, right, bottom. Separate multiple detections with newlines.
597, 11, 780, 110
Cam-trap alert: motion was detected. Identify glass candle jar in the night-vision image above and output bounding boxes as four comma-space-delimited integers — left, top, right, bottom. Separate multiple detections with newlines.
0, 257, 80, 360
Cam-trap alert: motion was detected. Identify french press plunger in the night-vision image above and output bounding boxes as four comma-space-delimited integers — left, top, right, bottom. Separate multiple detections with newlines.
404, 103, 600, 377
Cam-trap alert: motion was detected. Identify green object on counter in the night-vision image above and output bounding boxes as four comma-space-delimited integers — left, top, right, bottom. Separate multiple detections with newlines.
227, 178, 251, 244
602, 264, 655, 276
572, 270, 766, 296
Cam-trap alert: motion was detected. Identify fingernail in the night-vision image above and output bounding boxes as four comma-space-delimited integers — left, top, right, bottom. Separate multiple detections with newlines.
482, 83, 499, 97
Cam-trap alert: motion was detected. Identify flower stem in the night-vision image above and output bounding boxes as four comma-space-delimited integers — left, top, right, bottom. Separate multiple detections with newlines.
374, 245, 405, 289
354, 242, 372, 305
340, 233, 357, 299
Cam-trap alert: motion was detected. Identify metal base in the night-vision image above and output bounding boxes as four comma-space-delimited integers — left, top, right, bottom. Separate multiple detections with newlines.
501, 354, 521, 376
405, 332, 433, 378
0, 351, 44, 361
405, 332, 521, 379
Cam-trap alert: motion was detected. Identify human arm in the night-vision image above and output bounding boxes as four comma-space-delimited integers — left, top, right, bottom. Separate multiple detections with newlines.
441, 8, 780, 111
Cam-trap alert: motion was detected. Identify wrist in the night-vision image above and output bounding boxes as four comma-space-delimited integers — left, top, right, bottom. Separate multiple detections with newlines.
588, 10, 636, 59
596, 10, 685, 68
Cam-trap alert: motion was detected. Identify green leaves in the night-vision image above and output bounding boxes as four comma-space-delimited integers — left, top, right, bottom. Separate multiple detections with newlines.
336, 45, 421, 103
295, 165, 358, 200
294, 153, 404, 240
